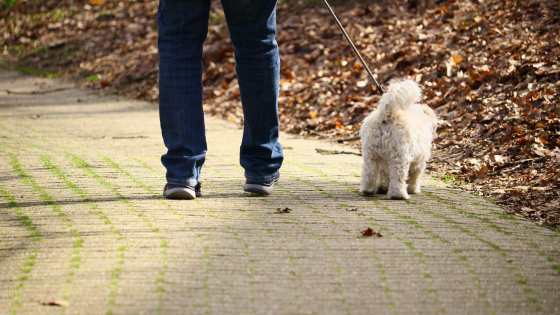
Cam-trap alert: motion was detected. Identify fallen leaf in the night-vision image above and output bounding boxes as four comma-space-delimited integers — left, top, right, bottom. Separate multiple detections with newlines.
277, 207, 292, 213
361, 228, 374, 237
40, 300, 69, 307
360, 228, 384, 237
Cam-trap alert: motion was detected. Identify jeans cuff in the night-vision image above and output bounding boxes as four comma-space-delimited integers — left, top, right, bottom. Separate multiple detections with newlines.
166, 177, 199, 187
244, 170, 279, 183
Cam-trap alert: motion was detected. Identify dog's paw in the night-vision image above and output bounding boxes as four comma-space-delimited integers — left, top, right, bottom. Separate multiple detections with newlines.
361, 190, 375, 197
390, 194, 410, 200
376, 187, 388, 194
388, 190, 410, 200
407, 185, 421, 194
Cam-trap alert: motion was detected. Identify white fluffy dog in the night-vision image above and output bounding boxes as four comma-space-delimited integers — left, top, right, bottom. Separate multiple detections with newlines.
359, 80, 437, 200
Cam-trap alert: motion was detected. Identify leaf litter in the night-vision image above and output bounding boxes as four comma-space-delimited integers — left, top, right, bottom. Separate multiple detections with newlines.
1, 0, 559, 227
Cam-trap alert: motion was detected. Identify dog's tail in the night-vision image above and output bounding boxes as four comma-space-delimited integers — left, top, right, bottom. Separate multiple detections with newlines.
381, 79, 422, 112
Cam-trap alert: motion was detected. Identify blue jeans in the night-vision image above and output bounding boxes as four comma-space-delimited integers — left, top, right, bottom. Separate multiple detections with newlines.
158, 0, 283, 186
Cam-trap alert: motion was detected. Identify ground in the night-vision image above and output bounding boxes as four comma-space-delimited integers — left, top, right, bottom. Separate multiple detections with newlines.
1, 0, 559, 226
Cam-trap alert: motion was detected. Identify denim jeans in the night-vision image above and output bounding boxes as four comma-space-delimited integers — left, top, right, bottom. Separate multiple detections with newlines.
158, 0, 283, 186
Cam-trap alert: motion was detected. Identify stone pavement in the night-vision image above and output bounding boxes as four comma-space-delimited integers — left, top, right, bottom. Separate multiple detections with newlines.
0, 70, 559, 315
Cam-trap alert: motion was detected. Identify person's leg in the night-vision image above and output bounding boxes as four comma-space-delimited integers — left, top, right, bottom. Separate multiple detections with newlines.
158, 0, 211, 188
220, 0, 284, 184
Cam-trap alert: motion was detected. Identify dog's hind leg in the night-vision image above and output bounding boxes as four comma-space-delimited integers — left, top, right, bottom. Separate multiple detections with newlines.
388, 161, 410, 200
407, 161, 425, 194
360, 159, 379, 196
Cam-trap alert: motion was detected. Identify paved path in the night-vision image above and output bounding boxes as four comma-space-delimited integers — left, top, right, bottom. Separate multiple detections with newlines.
0, 71, 559, 315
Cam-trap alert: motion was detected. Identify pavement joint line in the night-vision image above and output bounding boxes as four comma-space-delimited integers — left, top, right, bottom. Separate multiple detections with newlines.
5, 152, 83, 313
27, 155, 88, 298
0, 125, 18, 136
102, 156, 157, 195
39, 153, 131, 310
0, 129, 45, 152
102, 156, 211, 313
12, 122, 46, 136
131, 157, 159, 175
197, 169, 257, 314
1, 122, 103, 158
0, 141, 30, 153
0, 184, 40, 314
169, 171, 259, 312
68, 153, 174, 313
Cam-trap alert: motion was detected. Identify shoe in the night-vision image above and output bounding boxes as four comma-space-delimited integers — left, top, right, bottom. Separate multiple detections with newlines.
243, 173, 280, 195
163, 182, 201, 199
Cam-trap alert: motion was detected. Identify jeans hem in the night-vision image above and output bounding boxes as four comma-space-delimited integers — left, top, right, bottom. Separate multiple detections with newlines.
244, 170, 279, 183
166, 178, 199, 187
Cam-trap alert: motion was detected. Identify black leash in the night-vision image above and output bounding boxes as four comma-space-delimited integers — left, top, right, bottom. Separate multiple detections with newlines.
320, 0, 384, 95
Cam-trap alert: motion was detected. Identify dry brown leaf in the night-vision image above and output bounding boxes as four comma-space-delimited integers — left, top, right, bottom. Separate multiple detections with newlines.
277, 207, 292, 213
360, 228, 384, 237
361, 228, 373, 237
40, 300, 69, 307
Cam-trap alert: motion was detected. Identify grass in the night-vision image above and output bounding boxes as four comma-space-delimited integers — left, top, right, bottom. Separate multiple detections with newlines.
443, 173, 468, 186
86, 74, 99, 82
1, 0, 18, 7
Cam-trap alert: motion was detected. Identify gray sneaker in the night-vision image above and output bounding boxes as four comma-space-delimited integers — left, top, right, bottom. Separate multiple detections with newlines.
163, 182, 202, 200
243, 173, 280, 195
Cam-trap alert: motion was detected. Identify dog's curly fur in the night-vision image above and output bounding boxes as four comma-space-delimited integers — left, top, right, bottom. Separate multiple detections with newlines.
360, 80, 437, 200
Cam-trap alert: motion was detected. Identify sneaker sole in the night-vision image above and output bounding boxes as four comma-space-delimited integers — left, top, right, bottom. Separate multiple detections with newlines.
243, 183, 276, 195
164, 187, 197, 200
